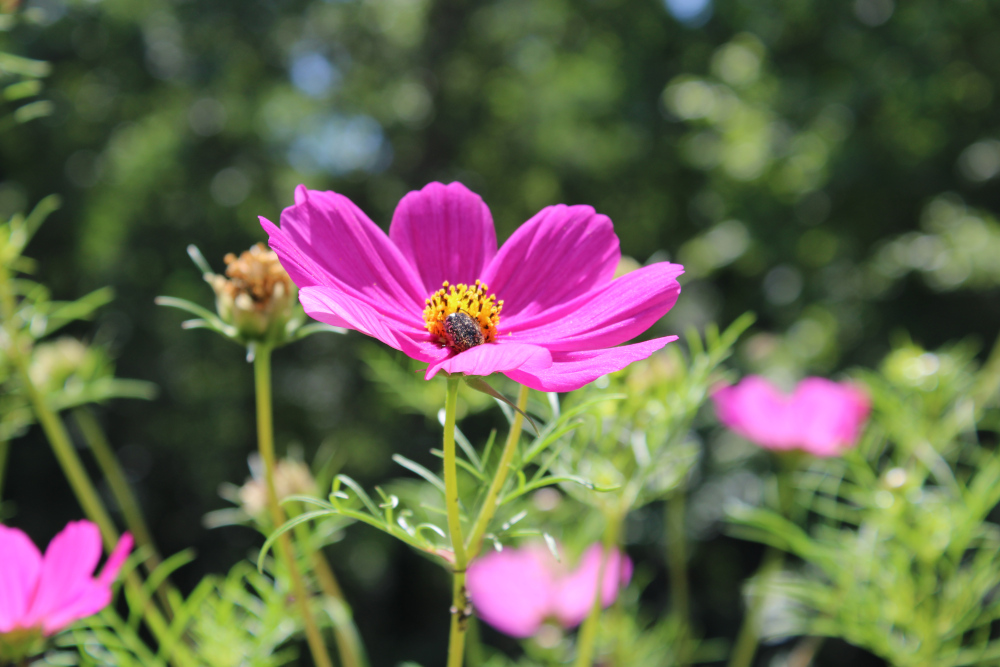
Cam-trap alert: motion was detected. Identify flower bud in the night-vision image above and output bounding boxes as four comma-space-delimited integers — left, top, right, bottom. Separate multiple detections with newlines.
237, 454, 317, 520
28, 337, 97, 394
208, 243, 297, 343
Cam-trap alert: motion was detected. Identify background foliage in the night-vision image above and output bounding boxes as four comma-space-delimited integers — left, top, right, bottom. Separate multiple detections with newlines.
3, 0, 1000, 664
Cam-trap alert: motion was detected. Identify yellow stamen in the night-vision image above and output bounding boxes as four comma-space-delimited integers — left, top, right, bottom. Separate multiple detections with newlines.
423, 280, 503, 349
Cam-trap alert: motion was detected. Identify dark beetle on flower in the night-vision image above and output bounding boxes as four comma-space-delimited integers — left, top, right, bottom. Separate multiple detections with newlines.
444, 311, 485, 352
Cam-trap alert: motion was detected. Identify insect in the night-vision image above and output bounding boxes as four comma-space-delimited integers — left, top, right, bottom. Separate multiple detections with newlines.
444, 311, 485, 352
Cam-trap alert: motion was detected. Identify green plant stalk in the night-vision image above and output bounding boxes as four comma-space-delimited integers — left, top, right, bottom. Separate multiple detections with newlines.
0, 269, 192, 667
14, 351, 119, 545
726, 547, 783, 667
727, 469, 794, 667
573, 512, 624, 667
253, 345, 336, 667
72, 408, 177, 617
443, 375, 469, 667
72, 408, 158, 557
289, 500, 369, 667
667, 490, 691, 666
465, 383, 529, 559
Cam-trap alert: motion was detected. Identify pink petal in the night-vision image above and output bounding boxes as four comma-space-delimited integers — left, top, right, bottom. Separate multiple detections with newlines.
505, 262, 684, 351
0, 525, 42, 632
424, 342, 552, 380
389, 182, 498, 294
38, 582, 111, 635
481, 205, 620, 324
261, 186, 426, 325
792, 379, 870, 457
23, 521, 103, 631
552, 545, 631, 629
299, 286, 447, 365
713, 377, 871, 456
97, 533, 133, 587
712, 377, 798, 451
467, 548, 556, 638
504, 337, 677, 392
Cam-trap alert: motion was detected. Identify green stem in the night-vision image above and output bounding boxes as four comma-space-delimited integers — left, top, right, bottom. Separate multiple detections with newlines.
465, 383, 529, 560
14, 353, 118, 548
573, 513, 623, 667
726, 547, 783, 667
465, 616, 484, 667
72, 408, 176, 617
72, 408, 158, 557
290, 501, 369, 667
667, 490, 691, 666
0, 252, 192, 667
443, 375, 469, 667
253, 346, 335, 667
728, 468, 794, 667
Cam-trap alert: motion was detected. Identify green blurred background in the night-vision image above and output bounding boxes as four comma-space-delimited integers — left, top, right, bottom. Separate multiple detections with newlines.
2, 0, 999, 664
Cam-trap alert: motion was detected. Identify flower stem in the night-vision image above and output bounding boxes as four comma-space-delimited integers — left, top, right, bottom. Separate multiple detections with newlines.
442, 375, 469, 667
290, 500, 370, 667
253, 345, 334, 667
0, 253, 197, 666
727, 469, 794, 667
72, 409, 158, 556
0, 317, 190, 664
72, 407, 177, 616
465, 383, 529, 560
726, 547, 783, 667
573, 512, 623, 667
13, 352, 118, 548
667, 490, 691, 666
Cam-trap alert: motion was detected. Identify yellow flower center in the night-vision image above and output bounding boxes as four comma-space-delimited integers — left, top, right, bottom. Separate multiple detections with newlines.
423, 280, 503, 351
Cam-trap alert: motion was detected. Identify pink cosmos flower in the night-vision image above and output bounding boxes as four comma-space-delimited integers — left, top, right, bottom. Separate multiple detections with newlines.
466, 544, 632, 638
261, 182, 683, 392
0, 521, 132, 638
712, 376, 871, 457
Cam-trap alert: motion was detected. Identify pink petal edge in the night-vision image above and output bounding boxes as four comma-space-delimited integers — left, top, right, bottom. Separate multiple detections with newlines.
504, 262, 684, 352
0, 525, 43, 633
505, 336, 678, 392
424, 341, 553, 380
389, 182, 498, 294
481, 204, 621, 323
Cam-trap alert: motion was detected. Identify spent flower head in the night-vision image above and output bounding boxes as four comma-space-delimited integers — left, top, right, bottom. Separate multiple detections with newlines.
208, 243, 298, 341
157, 243, 343, 355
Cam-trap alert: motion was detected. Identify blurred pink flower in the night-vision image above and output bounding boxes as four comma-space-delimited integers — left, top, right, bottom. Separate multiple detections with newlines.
466, 544, 632, 638
0, 520, 132, 637
261, 182, 683, 392
712, 376, 871, 457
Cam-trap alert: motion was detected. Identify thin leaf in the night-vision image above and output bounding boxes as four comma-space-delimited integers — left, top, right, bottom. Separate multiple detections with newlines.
335, 474, 381, 516
392, 454, 446, 493
430, 448, 485, 481
543, 533, 561, 562
464, 376, 539, 435
185, 244, 214, 276
501, 475, 613, 506
257, 510, 335, 571
436, 410, 481, 470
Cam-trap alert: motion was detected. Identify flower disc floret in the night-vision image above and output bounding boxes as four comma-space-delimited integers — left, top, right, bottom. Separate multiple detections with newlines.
423, 280, 503, 350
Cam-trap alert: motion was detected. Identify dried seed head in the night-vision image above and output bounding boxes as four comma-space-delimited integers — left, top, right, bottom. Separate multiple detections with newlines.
208, 243, 297, 341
